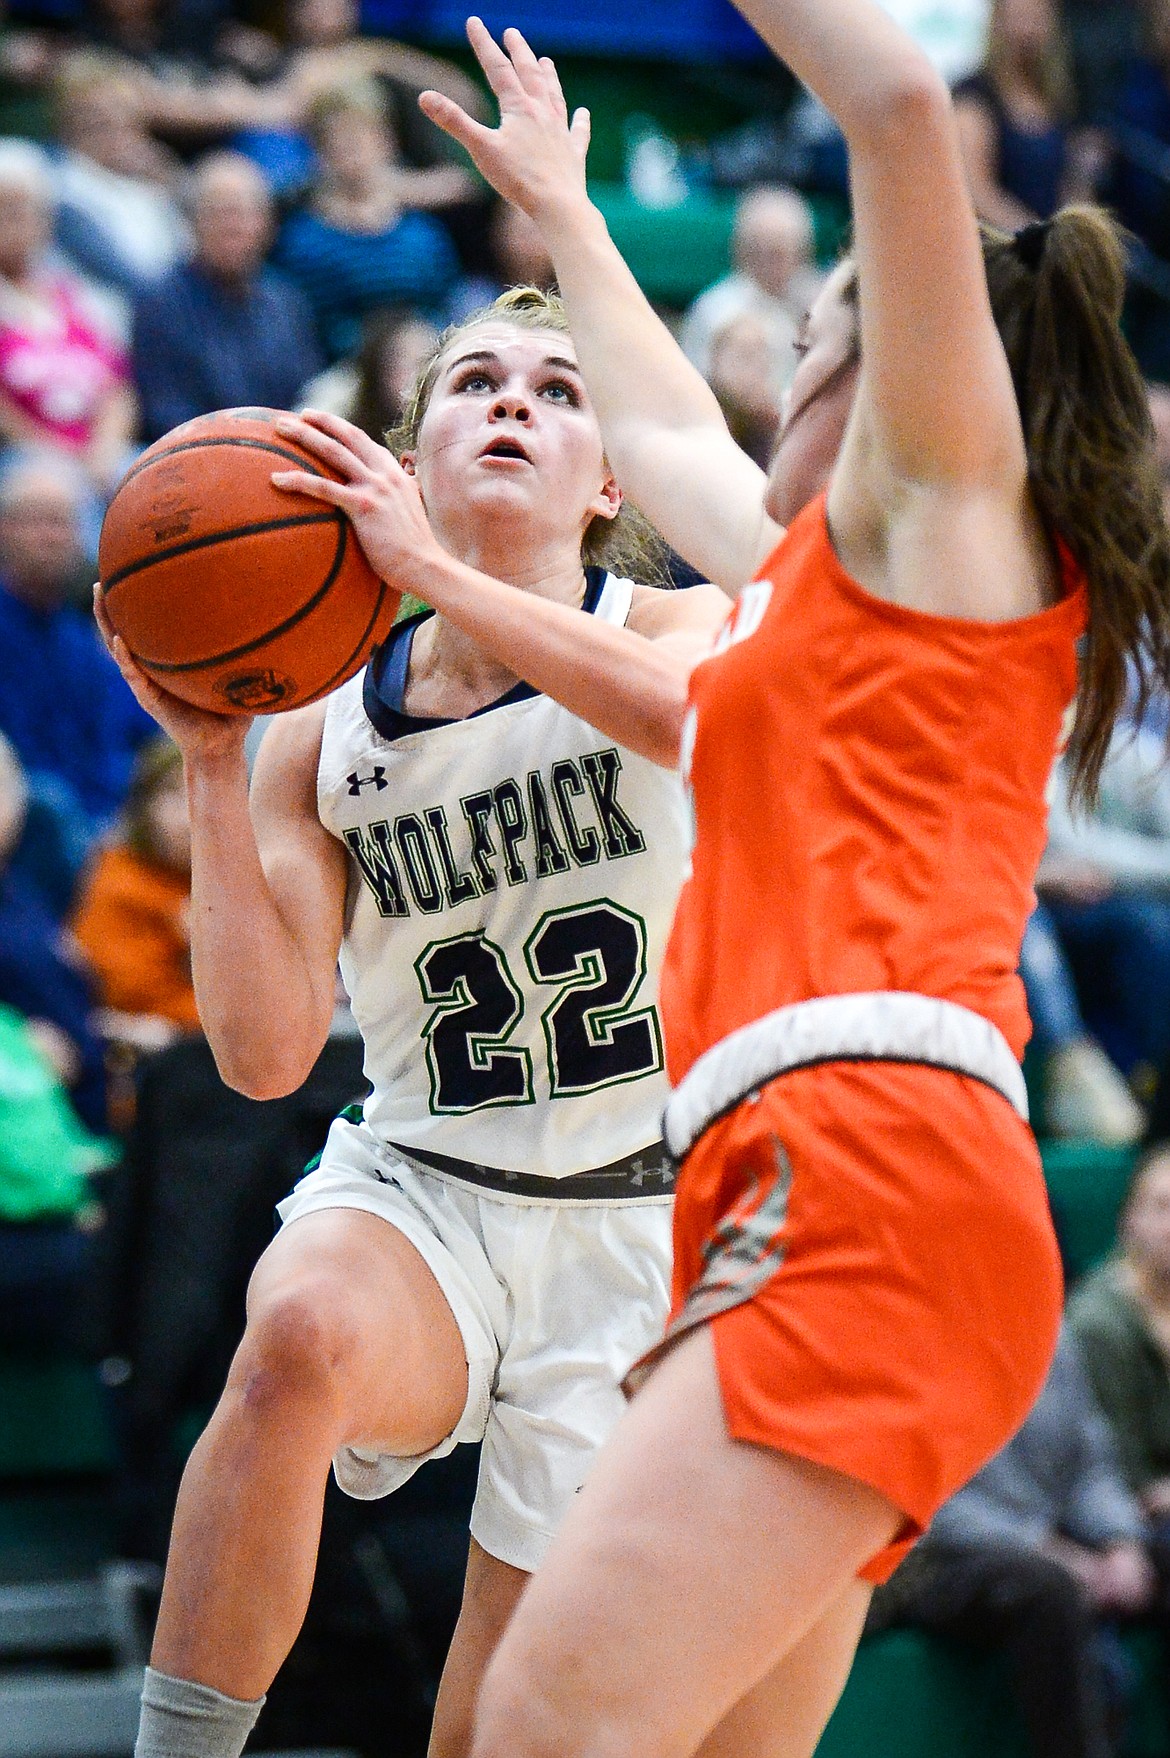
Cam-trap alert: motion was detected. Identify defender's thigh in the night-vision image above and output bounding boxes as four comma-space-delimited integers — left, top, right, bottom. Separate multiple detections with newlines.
244, 1208, 469, 1456
472, 1325, 899, 1758
694, 1582, 872, 1758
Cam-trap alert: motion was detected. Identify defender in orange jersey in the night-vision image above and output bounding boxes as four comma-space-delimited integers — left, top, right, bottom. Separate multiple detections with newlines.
265, 6, 1170, 1756
645, 494, 1086, 1583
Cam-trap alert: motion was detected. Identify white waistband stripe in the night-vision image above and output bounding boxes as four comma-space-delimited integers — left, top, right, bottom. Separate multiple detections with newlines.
663, 992, 1029, 1161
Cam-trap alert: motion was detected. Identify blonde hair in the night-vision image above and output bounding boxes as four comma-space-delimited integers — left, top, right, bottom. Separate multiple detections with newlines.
305, 76, 390, 150
53, 49, 140, 119
387, 287, 669, 584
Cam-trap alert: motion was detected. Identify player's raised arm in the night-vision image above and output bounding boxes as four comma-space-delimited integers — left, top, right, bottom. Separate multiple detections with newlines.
732, 0, 1024, 499
419, 19, 781, 593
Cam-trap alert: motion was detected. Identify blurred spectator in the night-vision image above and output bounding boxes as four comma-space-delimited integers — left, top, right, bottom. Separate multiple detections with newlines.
1104, 5, 1170, 377
72, 736, 199, 1045
132, 150, 322, 442
878, 0, 989, 81
130, 0, 493, 195
1107, 0, 1170, 260
48, 51, 188, 301
0, 730, 108, 1132
0, 448, 154, 853
707, 310, 783, 468
679, 185, 820, 398
273, 78, 462, 360
0, 0, 57, 141
0, 998, 111, 1350
1069, 1146, 1170, 1530
953, 0, 1103, 227
301, 304, 437, 438
870, 1328, 1154, 1758
1062, 0, 1141, 127
75, 0, 294, 143
445, 198, 555, 324
1040, 728, 1170, 1082
81, 0, 232, 77
277, 0, 488, 140
0, 140, 136, 494
1021, 902, 1144, 1144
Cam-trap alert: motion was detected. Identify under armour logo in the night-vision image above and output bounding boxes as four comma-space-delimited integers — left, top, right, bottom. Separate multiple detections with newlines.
347, 767, 388, 795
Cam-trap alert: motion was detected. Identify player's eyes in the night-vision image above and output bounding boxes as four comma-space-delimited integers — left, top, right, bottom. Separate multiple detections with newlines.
453, 369, 495, 393
541, 379, 580, 406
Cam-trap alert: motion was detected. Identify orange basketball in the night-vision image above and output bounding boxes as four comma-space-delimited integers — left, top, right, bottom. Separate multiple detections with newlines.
98, 407, 400, 715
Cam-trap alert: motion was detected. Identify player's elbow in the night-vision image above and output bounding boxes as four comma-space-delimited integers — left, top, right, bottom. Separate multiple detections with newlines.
848, 58, 952, 154
210, 1031, 322, 1102
643, 687, 692, 771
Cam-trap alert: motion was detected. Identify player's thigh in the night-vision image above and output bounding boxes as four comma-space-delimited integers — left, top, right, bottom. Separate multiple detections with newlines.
242, 1206, 469, 1451
473, 1324, 900, 1758
694, 1581, 871, 1758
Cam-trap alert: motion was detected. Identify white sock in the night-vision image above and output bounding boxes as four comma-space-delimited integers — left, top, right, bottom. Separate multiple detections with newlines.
134, 1665, 265, 1758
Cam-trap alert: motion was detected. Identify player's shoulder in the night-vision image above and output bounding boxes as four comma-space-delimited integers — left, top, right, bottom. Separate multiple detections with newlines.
627, 578, 732, 641
252, 699, 330, 791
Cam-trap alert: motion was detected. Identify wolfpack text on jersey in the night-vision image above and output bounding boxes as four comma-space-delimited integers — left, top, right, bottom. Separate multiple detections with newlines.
317, 570, 691, 1189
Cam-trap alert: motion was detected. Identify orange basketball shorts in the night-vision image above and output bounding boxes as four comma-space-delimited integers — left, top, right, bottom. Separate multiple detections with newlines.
652, 1060, 1063, 1583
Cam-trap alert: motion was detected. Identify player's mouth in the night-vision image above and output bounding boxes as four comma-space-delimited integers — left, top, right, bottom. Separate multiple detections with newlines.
479, 435, 533, 464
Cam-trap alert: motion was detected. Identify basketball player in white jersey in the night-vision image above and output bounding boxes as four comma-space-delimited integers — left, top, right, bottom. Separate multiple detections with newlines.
100, 287, 730, 1758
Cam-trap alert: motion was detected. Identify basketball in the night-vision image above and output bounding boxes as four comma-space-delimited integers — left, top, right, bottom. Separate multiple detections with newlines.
98, 407, 400, 715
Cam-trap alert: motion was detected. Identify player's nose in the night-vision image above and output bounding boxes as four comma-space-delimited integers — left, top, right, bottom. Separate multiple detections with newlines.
490, 393, 532, 423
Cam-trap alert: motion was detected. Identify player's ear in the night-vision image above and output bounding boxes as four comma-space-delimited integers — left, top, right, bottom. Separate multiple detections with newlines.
588, 471, 622, 525
400, 451, 417, 477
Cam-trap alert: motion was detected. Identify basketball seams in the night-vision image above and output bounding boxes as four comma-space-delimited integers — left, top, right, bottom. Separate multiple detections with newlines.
114, 435, 335, 496
98, 412, 397, 712
101, 510, 342, 594
131, 517, 352, 674
295, 577, 391, 708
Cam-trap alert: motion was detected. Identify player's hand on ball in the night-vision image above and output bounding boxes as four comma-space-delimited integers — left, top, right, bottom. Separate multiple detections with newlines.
417, 18, 590, 225
271, 410, 446, 591
93, 585, 248, 758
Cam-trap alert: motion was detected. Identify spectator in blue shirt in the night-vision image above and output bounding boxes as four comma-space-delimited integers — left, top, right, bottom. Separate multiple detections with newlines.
132, 151, 324, 442
273, 78, 461, 360
0, 449, 155, 901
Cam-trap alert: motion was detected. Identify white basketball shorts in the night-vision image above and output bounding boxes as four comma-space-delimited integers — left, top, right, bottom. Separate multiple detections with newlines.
276, 1113, 672, 1572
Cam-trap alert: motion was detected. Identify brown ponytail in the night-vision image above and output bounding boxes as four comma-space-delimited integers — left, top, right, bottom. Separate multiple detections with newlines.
981, 206, 1170, 803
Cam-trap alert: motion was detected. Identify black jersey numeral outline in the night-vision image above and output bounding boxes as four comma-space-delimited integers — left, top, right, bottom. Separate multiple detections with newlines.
524, 901, 663, 1097
413, 902, 662, 1114
414, 932, 535, 1115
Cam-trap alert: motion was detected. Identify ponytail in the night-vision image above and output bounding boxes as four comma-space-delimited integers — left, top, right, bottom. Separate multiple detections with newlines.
982, 206, 1170, 803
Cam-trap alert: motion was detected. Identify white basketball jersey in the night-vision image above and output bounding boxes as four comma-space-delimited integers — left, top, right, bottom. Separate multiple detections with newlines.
317, 571, 690, 1184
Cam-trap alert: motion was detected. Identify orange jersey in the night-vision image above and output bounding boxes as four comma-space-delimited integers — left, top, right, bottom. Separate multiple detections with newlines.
661, 493, 1088, 1084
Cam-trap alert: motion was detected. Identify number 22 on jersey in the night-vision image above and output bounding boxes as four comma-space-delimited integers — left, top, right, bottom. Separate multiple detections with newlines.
415, 900, 663, 1114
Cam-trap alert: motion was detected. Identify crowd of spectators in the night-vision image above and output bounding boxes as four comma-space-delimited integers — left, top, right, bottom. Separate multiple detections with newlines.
5, 0, 1170, 1751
